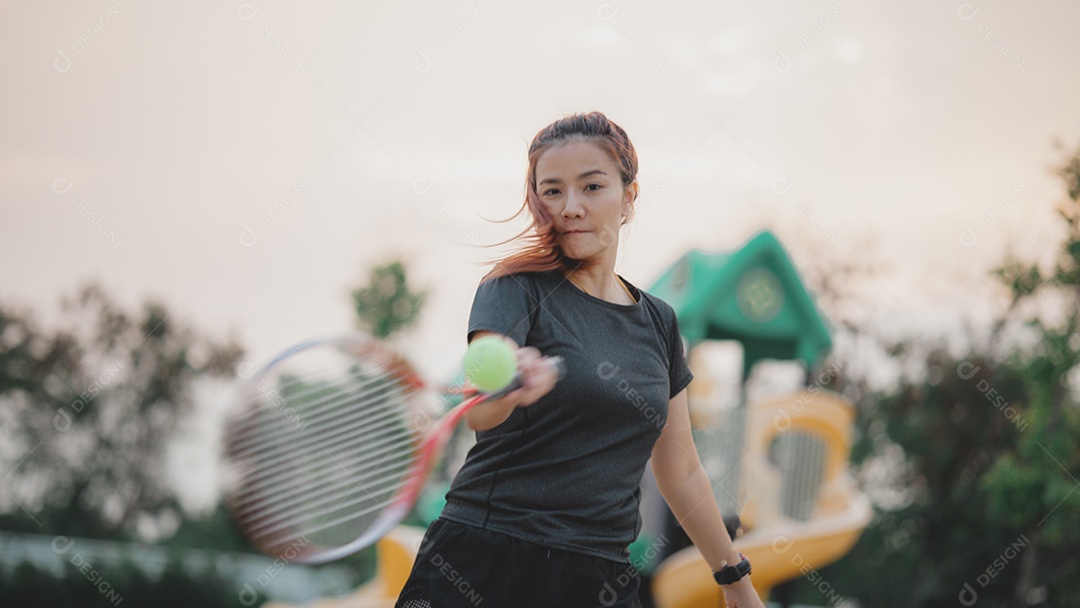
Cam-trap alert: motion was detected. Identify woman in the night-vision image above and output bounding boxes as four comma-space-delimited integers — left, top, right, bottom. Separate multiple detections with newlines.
396, 112, 763, 608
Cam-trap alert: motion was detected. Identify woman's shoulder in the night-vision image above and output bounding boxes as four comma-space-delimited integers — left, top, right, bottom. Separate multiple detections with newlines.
631, 283, 680, 324
616, 276, 674, 313
479, 269, 562, 290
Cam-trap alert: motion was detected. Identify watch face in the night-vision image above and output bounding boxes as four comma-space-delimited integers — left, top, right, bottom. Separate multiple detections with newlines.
714, 570, 732, 585
713, 556, 751, 585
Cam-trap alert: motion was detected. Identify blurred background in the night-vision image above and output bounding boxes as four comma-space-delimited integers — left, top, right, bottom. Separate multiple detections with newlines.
2, 0, 1079, 606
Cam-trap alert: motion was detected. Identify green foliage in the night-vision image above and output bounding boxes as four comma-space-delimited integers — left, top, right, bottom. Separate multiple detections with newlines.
164, 504, 251, 553
0, 559, 243, 608
0, 284, 244, 539
814, 351, 1044, 606
351, 261, 427, 339
788, 143, 1080, 607
976, 145, 1080, 604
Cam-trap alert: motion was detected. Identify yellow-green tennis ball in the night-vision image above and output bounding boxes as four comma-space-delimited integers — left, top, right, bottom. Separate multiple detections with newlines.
463, 336, 517, 392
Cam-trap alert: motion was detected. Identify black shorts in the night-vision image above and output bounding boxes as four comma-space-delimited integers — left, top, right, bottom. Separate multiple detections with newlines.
395, 518, 643, 608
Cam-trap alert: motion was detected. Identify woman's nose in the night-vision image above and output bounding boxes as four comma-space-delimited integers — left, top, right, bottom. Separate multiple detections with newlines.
562, 192, 585, 218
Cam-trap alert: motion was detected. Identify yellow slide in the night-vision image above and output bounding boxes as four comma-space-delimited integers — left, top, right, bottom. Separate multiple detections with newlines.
265, 526, 424, 608
651, 390, 871, 607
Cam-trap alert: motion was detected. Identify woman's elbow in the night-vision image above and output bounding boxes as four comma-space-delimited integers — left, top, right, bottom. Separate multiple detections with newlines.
464, 409, 504, 432
464, 412, 487, 432
652, 451, 700, 490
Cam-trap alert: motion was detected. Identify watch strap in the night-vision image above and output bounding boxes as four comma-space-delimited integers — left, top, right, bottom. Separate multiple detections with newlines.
712, 554, 752, 585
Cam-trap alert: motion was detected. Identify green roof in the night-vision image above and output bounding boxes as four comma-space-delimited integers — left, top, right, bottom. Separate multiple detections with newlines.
649, 230, 832, 377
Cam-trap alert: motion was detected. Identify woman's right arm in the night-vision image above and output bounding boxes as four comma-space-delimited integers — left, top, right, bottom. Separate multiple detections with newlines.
463, 331, 559, 431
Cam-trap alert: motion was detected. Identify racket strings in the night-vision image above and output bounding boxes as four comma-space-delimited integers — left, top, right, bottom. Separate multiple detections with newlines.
255, 402, 456, 548
226, 356, 433, 552
233, 419, 412, 524
234, 398, 413, 501
247, 439, 418, 544
234, 406, 417, 522
260, 480, 410, 548
236, 447, 415, 548
230, 377, 417, 489
233, 402, 411, 504
246, 455, 416, 549
229, 360, 405, 454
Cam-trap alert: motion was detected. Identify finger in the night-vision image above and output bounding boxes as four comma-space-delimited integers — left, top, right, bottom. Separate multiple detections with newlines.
540, 356, 561, 380
521, 359, 553, 389
515, 346, 540, 369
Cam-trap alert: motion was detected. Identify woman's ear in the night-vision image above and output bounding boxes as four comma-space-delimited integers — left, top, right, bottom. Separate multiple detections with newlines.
622, 182, 639, 224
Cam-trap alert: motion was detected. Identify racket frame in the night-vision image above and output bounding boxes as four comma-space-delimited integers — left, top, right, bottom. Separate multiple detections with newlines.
224, 333, 552, 564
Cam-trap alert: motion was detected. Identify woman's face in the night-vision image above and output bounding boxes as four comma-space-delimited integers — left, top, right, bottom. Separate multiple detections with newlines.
534, 138, 636, 265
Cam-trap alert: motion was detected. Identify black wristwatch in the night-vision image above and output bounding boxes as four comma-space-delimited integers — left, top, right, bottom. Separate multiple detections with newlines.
713, 554, 752, 585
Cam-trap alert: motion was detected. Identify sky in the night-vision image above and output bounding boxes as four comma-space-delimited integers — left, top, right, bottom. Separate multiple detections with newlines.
3, 1, 1080, 508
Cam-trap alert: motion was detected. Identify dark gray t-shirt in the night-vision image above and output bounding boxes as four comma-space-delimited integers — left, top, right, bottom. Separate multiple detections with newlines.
440, 269, 693, 561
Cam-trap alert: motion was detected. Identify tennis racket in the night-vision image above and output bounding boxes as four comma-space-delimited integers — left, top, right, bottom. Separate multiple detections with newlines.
222, 332, 562, 564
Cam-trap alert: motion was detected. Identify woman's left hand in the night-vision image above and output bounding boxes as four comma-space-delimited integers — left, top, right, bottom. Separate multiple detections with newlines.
721, 578, 765, 608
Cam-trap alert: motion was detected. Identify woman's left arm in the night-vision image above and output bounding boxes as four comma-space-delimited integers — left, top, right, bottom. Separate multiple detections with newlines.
650, 388, 764, 608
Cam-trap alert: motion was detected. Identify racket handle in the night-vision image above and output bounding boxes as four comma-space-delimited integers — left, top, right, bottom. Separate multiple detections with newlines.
486, 355, 565, 399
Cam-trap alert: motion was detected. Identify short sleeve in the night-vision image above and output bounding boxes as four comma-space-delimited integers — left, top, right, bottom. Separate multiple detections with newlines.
467, 273, 537, 346
668, 312, 694, 399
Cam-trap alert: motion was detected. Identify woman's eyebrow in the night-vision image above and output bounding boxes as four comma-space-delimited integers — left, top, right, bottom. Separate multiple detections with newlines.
538, 169, 609, 186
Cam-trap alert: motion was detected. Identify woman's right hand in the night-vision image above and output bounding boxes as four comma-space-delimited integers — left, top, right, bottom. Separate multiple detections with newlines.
505, 345, 560, 407
463, 333, 560, 431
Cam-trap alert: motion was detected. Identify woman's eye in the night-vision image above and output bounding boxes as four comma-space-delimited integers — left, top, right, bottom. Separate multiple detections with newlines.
542, 189, 559, 197
586, 184, 602, 191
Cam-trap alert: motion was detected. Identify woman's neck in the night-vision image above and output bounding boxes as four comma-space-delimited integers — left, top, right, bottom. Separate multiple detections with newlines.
564, 263, 635, 305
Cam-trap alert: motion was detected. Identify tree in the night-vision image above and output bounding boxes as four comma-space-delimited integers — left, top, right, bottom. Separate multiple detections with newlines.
979, 142, 1080, 604
351, 260, 427, 339
0, 284, 244, 539
785, 142, 1080, 606
819, 347, 1033, 607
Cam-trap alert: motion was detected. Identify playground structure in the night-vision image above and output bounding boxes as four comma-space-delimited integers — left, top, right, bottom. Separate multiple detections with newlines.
269, 230, 870, 608
647, 230, 870, 606
649, 390, 870, 606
